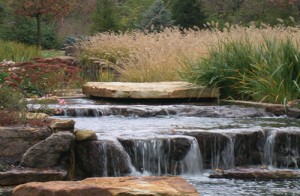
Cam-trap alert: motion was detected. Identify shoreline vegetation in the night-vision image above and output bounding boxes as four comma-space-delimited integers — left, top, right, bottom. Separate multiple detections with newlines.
0, 25, 299, 126
77, 25, 300, 104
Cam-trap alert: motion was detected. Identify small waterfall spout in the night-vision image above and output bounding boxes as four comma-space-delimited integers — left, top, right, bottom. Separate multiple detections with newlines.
263, 130, 277, 168
75, 138, 134, 178
263, 129, 300, 169
97, 138, 135, 177
210, 133, 235, 170
181, 138, 203, 176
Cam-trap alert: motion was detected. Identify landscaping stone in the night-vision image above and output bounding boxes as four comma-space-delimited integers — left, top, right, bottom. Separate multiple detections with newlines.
20, 132, 75, 168
82, 81, 219, 99
0, 168, 67, 186
74, 130, 97, 141
49, 119, 75, 133
0, 127, 51, 165
13, 176, 198, 196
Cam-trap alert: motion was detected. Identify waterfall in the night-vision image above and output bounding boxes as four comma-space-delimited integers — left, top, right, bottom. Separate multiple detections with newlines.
125, 136, 203, 176
181, 138, 203, 176
283, 135, 299, 168
131, 139, 171, 175
263, 130, 277, 168
263, 129, 300, 169
210, 134, 235, 170
95, 138, 135, 177
223, 135, 235, 169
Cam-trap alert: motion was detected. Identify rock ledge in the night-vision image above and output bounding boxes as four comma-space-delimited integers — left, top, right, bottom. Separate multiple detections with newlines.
13, 176, 199, 196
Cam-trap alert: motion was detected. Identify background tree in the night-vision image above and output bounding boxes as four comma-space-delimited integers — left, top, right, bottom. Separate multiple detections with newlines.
12, 0, 73, 48
170, 0, 207, 29
90, 0, 120, 33
138, 0, 173, 32
118, 0, 154, 31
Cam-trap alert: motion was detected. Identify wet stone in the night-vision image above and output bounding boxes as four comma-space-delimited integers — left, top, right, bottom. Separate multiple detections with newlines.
209, 168, 300, 180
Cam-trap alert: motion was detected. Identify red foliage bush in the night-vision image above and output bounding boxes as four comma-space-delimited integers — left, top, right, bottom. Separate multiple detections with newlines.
0, 58, 82, 96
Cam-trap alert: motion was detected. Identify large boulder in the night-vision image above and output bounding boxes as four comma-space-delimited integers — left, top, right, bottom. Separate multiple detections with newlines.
75, 139, 132, 178
20, 132, 75, 168
13, 176, 198, 196
82, 81, 219, 99
0, 127, 51, 165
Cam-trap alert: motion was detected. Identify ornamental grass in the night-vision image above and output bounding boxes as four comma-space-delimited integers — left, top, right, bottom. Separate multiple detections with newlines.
77, 25, 300, 104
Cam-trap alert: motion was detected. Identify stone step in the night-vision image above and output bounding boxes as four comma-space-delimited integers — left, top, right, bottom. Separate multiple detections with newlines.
0, 168, 67, 186
13, 176, 199, 196
82, 81, 219, 99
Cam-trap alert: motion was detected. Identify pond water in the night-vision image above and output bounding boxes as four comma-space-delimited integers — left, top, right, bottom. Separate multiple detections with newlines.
187, 173, 300, 196
39, 98, 300, 195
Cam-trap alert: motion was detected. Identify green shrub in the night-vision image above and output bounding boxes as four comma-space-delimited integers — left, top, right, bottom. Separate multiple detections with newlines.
0, 71, 9, 84
0, 86, 27, 126
182, 38, 300, 104
240, 39, 300, 103
0, 86, 27, 112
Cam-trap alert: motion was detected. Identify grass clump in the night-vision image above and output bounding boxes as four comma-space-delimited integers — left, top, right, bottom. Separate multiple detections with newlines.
77, 25, 300, 84
76, 28, 212, 82
0, 40, 41, 62
182, 38, 300, 104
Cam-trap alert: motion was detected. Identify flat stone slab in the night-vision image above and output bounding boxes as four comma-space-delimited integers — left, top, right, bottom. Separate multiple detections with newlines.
82, 81, 219, 99
0, 168, 67, 186
13, 176, 199, 196
209, 168, 300, 180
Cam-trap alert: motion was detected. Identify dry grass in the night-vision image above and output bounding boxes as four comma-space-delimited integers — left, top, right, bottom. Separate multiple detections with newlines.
78, 25, 300, 82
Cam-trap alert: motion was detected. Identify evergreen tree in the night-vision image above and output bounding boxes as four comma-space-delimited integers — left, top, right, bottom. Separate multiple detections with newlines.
118, 0, 154, 31
90, 0, 120, 33
138, 0, 173, 32
171, 0, 206, 29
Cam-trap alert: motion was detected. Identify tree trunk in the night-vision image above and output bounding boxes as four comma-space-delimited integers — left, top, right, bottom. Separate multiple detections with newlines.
36, 13, 41, 48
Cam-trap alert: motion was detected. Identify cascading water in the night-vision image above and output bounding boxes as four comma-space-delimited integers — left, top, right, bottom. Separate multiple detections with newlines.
181, 138, 203, 176
209, 133, 235, 170
221, 135, 235, 169
122, 136, 203, 176
263, 130, 277, 168
50, 98, 300, 195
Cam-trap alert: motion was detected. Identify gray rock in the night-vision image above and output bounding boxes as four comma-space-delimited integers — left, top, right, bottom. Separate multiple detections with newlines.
20, 132, 75, 168
0, 127, 51, 165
